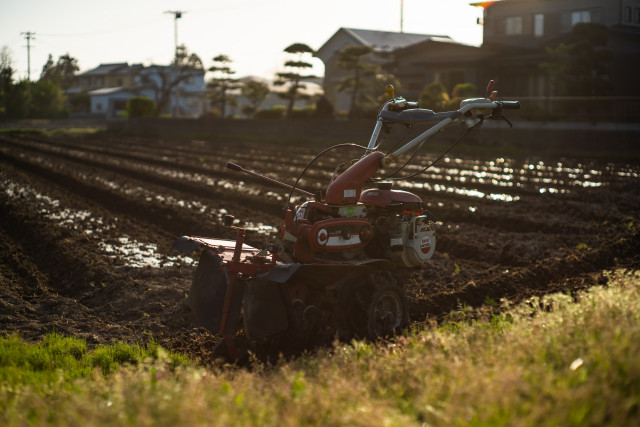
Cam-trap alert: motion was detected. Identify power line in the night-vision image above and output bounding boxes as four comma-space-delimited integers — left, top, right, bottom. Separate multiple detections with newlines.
21, 31, 36, 80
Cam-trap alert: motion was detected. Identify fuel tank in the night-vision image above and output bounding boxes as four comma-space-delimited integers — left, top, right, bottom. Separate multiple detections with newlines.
359, 183, 423, 208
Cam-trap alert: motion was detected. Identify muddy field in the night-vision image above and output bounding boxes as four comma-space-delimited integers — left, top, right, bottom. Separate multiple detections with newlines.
1, 131, 639, 361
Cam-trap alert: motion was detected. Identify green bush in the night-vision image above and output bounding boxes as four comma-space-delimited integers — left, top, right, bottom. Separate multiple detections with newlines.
126, 96, 156, 118
30, 80, 67, 118
255, 105, 286, 119
451, 82, 477, 98
289, 105, 316, 119
420, 81, 478, 112
419, 82, 449, 111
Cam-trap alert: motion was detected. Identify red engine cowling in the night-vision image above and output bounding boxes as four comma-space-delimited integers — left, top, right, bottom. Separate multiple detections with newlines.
325, 152, 385, 205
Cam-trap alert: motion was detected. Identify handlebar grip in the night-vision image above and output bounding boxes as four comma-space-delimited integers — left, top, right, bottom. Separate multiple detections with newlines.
501, 101, 520, 110
226, 162, 243, 171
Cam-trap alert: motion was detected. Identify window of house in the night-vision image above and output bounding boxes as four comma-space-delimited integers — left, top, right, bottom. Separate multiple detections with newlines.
562, 9, 602, 32
96, 103, 103, 111
505, 16, 524, 35
571, 10, 591, 26
625, 6, 632, 22
534, 13, 544, 37
635, 8, 640, 24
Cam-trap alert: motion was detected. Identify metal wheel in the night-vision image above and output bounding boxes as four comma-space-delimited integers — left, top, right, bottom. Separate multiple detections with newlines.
346, 282, 373, 337
211, 336, 250, 364
367, 286, 407, 338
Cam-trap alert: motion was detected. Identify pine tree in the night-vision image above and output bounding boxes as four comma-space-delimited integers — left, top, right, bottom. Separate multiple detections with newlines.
274, 43, 315, 118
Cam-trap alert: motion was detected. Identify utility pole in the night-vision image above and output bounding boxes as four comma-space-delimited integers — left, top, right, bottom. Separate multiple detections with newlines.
400, 0, 404, 33
21, 31, 35, 80
164, 10, 186, 118
164, 10, 185, 61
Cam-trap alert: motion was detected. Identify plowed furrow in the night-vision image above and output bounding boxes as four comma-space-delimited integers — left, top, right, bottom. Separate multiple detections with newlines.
0, 139, 287, 231
0, 151, 230, 242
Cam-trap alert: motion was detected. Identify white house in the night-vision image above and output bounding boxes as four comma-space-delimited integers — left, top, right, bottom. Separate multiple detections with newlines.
81, 63, 208, 118
88, 86, 156, 117
136, 65, 208, 118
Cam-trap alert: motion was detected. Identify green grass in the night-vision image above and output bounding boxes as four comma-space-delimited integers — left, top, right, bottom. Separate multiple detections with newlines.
0, 128, 47, 135
49, 128, 102, 135
1, 269, 639, 426
0, 333, 191, 391
0, 128, 101, 136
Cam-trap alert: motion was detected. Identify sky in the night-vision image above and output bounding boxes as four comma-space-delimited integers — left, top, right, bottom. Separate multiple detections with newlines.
1, 0, 484, 81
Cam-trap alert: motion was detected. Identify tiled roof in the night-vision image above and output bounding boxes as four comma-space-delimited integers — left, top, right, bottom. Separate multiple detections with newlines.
79, 63, 142, 76
342, 28, 450, 52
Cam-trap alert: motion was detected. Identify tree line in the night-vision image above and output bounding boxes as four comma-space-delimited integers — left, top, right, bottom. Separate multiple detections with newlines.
1, 48, 83, 119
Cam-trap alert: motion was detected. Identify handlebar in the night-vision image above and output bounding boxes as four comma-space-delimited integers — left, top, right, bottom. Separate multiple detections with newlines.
379, 109, 460, 125
368, 83, 520, 160
499, 101, 520, 110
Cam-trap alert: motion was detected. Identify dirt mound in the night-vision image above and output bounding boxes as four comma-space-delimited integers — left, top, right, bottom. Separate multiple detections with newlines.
1, 133, 638, 361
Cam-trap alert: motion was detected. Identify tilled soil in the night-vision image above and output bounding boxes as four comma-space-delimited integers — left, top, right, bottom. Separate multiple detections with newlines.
1, 132, 639, 361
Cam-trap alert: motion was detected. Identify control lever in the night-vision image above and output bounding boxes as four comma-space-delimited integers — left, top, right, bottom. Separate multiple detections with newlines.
485, 80, 495, 98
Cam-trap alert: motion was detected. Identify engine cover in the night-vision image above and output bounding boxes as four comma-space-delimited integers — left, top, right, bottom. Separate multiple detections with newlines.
400, 215, 436, 267
359, 187, 422, 209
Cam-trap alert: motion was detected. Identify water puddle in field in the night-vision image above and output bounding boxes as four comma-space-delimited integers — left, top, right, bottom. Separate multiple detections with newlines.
98, 237, 193, 268
393, 156, 640, 200
1, 176, 194, 268
13, 141, 288, 204
398, 180, 521, 202
89, 176, 278, 236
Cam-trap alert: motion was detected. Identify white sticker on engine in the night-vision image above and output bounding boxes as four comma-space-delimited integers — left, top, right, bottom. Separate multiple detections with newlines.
344, 189, 356, 198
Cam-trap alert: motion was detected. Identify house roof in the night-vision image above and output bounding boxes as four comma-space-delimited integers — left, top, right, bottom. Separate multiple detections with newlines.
141, 64, 205, 75
316, 27, 451, 59
393, 37, 482, 57
79, 63, 143, 77
345, 28, 450, 52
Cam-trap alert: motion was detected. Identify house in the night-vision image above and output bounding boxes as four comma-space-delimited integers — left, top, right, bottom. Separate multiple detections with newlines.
136, 65, 208, 118
386, 39, 485, 101
88, 87, 154, 117
315, 28, 451, 111
474, 0, 640, 96
317, 0, 640, 117
71, 62, 209, 118
69, 63, 143, 94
